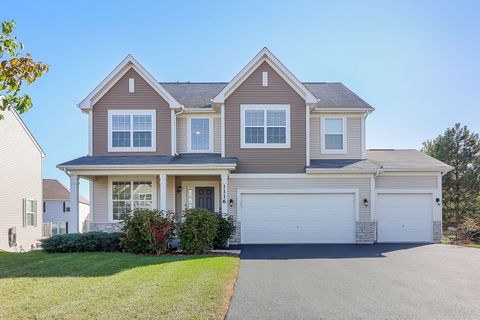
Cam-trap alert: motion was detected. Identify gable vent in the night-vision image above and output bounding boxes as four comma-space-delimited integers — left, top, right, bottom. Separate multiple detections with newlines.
262, 71, 268, 87
128, 78, 135, 93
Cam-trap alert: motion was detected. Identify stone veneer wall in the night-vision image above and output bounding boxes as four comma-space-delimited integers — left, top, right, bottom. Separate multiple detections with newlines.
433, 220, 442, 242
89, 222, 123, 233
356, 221, 376, 244
229, 221, 241, 245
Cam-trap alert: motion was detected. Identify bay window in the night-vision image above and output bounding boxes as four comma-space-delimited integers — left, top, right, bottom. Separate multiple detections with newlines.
241, 105, 290, 148
108, 110, 156, 152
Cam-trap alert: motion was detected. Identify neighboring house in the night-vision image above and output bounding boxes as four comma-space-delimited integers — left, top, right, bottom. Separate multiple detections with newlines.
58, 48, 452, 244
43, 179, 90, 235
0, 108, 45, 252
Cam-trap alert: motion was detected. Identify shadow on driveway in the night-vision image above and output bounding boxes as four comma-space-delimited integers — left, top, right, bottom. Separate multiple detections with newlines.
239, 243, 430, 259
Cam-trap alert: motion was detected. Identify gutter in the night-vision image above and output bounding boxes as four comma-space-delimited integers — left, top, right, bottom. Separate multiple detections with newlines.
173, 105, 185, 156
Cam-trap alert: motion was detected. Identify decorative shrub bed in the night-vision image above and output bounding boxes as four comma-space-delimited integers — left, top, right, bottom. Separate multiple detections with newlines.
41, 232, 123, 253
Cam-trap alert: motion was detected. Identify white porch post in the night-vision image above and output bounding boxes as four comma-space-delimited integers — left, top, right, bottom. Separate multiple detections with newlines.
70, 174, 80, 233
221, 173, 228, 215
159, 173, 167, 212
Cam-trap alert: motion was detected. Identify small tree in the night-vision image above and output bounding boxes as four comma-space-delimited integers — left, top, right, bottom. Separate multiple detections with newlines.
0, 20, 49, 120
422, 123, 480, 226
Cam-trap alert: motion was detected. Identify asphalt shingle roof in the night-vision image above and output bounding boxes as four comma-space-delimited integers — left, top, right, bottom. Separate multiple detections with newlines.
43, 179, 89, 204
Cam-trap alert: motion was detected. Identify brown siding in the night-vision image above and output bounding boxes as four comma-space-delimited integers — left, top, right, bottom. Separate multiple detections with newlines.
92, 68, 171, 156
225, 62, 306, 173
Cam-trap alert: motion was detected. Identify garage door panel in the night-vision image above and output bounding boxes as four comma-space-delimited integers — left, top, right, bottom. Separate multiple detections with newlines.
241, 193, 356, 244
377, 193, 433, 243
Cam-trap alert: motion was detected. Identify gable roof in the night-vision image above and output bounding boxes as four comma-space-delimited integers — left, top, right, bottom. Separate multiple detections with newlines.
77, 55, 182, 111
212, 47, 318, 104
43, 179, 89, 204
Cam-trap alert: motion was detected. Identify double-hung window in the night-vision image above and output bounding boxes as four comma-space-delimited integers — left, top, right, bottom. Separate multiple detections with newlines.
52, 222, 68, 235
241, 105, 290, 148
108, 110, 156, 152
188, 117, 212, 152
321, 117, 347, 153
111, 180, 153, 221
23, 199, 37, 227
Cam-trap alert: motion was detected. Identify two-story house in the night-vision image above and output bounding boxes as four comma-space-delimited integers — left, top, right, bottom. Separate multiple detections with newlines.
43, 179, 90, 235
58, 48, 451, 244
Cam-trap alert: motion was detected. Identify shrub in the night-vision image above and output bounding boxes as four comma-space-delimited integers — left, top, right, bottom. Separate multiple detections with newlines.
457, 218, 480, 242
41, 232, 122, 253
121, 209, 175, 254
213, 213, 236, 249
179, 208, 219, 254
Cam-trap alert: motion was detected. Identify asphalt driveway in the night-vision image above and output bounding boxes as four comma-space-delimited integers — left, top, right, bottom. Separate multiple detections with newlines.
227, 244, 480, 320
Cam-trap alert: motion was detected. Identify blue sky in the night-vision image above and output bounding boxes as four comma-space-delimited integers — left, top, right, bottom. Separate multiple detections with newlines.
5, 0, 480, 199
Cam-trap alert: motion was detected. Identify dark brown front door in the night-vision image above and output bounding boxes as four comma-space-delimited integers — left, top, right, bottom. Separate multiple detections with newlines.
195, 187, 215, 212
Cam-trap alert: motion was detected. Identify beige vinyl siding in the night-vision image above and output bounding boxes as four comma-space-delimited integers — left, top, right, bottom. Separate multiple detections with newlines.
0, 110, 43, 252
92, 68, 171, 156
376, 175, 438, 189
228, 176, 371, 222
92, 176, 108, 222
176, 116, 221, 154
310, 115, 362, 159
225, 62, 306, 173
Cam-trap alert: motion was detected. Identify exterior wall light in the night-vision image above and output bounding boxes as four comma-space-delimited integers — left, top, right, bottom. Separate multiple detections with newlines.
229, 199, 234, 207
176, 186, 182, 193
436, 198, 441, 206
363, 198, 369, 207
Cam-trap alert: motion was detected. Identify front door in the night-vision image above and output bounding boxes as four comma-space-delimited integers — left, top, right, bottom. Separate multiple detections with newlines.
195, 187, 215, 212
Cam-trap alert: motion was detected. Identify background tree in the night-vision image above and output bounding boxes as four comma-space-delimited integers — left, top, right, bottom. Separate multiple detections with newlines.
422, 123, 480, 226
0, 20, 49, 120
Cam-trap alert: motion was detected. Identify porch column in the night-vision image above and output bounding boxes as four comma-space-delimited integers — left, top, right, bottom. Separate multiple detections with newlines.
221, 173, 228, 215
70, 174, 80, 233
159, 173, 167, 212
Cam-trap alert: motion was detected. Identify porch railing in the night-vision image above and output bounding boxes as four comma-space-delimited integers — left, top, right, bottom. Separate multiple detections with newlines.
42, 222, 52, 238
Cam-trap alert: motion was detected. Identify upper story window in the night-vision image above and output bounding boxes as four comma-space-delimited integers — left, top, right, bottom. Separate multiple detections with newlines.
108, 110, 156, 152
321, 117, 347, 154
240, 104, 291, 148
188, 117, 212, 152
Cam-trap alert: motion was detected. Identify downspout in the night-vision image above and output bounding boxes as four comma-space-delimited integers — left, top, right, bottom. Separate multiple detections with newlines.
174, 106, 185, 156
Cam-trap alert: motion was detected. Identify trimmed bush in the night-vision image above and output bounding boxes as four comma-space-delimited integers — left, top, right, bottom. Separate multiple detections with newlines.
121, 209, 175, 254
213, 213, 236, 249
41, 232, 122, 253
179, 208, 219, 254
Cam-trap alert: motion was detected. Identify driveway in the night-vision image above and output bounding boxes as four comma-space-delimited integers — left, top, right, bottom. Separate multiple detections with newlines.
227, 244, 480, 320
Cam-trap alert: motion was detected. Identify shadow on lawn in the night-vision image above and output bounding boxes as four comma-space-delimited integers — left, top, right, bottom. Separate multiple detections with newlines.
238, 243, 432, 260
0, 251, 227, 278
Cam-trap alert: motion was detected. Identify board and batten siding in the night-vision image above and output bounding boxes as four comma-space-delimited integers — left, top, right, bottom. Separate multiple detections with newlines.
92, 68, 171, 156
176, 116, 221, 154
228, 176, 371, 222
0, 110, 43, 252
376, 175, 438, 189
310, 114, 362, 159
225, 62, 306, 173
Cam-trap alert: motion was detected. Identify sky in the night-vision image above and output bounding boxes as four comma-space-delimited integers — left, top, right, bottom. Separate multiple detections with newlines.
4, 0, 480, 199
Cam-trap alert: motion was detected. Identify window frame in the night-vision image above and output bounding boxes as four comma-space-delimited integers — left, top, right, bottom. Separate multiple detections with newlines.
240, 104, 291, 148
320, 116, 347, 154
51, 221, 68, 235
107, 110, 156, 152
187, 116, 214, 153
23, 199, 37, 227
108, 177, 157, 222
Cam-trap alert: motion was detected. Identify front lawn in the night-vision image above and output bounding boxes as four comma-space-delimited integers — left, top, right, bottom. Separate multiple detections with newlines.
0, 251, 239, 320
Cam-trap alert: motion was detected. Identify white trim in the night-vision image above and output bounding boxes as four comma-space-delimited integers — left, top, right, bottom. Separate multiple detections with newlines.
221, 104, 225, 157
229, 173, 374, 179
159, 173, 167, 211
107, 176, 157, 223
181, 180, 220, 213
128, 78, 135, 93
71, 169, 231, 177
107, 109, 156, 152
236, 188, 360, 223
320, 116, 347, 154
240, 104, 291, 148
59, 165, 236, 174
170, 110, 175, 156
370, 176, 376, 220
262, 71, 268, 86
78, 55, 182, 110
361, 114, 366, 159
376, 188, 439, 194
9, 109, 45, 157
306, 104, 311, 167
186, 116, 214, 153
88, 110, 93, 156
312, 108, 373, 113
212, 48, 318, 104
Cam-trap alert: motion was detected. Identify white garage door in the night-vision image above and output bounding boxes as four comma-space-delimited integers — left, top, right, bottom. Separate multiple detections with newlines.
241, 193, 356, 244
377, 193, 433, 242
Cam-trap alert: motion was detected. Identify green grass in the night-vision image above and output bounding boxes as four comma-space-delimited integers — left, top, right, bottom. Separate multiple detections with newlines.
0, 251, 239, 320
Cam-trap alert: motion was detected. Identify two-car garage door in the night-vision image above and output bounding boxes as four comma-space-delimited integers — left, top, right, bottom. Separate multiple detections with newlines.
240, 192, 356, 244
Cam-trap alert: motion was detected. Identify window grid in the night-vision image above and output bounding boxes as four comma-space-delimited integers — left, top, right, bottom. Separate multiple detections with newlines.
244, 108, 287, 145
110, 112, 154, 150
112, 181, 153, 221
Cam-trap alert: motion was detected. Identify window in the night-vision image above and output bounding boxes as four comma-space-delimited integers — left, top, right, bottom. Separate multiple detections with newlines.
43, 201, 46, 213
188, 118, 212, 152
321, 117, 346, 153
241, 105, 290, 148
63, 201, 70, 212
111, 181, 153, 221
108, 110, 156, 152
52, 222, 68, 235
23, 199, 37, 227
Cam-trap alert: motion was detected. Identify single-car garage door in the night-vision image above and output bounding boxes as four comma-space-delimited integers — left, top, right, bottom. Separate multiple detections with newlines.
377, 193, 433, 242
241, 193, 356, 244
